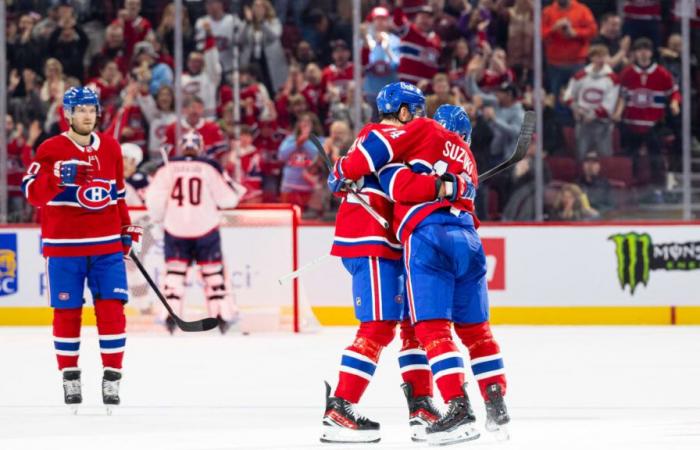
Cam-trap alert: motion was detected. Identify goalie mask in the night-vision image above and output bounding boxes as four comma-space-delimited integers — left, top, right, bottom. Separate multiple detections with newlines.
180, 130, 204, 156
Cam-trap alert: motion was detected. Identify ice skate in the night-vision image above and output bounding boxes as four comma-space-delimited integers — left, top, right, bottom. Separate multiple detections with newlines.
426, 384, 480, 446
102, 368, 121, 415
62, 368, 82, 414
401, 382, 441, 442
485, 383, 510, 441
320, 381, 380, 444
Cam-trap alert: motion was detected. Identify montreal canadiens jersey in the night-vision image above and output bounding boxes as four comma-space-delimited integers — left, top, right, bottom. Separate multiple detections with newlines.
619, 63, 680, 132
22, 132, 131, 257
164, 119, 228, 158
340, 118, 479, 243
331, 123, 402, 260
146, 156, 245, 238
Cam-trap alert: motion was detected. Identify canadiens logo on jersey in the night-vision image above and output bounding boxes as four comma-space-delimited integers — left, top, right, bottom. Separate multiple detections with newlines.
77, 179, 113, 210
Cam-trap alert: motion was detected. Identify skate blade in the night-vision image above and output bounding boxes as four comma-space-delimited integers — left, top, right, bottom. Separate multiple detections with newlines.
68, 405, 79, 415
105, 405, 118, 416
409, 421, 430, 442
320, 424, 381, 444
427, 424, 480, 447
488, 425, 510, 441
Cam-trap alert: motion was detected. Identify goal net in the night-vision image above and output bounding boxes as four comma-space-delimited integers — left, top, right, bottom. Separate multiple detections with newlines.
126, 204, 320, 333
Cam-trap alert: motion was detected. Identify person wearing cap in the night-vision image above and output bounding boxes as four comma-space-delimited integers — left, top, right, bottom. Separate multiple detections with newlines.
393, 0, 442, 86
362, 6, 401, 113
132, 40, 174, 96
577, 151, 613, 213
563, 44, 620, 159
615, 37, 680, 187
541, 0, 597, 105
322, 39, 354, 103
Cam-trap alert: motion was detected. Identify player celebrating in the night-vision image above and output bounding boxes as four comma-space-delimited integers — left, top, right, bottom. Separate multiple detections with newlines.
145, 130, 244, 334
21, 87, 142, 413
330, 103, 509, 445
322, 82, 442, 444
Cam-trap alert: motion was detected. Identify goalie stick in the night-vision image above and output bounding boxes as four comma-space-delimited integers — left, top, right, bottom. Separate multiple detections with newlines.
477, 110, 536, 183
129, 251, 219, 332
308, 134, 390, 230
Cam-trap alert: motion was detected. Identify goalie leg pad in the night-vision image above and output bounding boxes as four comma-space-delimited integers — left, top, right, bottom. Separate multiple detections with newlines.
415, 319, 465, 403
455, 321, 506, 400
162, 259, 188, 320
398, 319, 432, 398
53, 307, 82, 370
95, 299, 126, 370
334, 320, 397, 403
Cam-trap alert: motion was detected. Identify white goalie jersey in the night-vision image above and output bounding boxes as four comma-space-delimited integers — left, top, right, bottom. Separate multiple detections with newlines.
146, 156, 246, 238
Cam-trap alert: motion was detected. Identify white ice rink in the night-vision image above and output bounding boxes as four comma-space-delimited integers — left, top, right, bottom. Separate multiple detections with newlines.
1, 326, 699, 450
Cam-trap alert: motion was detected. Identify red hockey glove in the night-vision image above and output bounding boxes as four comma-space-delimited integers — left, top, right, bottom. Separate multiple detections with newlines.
121, 225, 143, 257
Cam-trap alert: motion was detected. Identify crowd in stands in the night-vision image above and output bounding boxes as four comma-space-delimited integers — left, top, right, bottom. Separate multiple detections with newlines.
4, 0, 699, 223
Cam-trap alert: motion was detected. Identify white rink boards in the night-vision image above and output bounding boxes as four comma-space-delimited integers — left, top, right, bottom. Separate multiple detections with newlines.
1, 326, 699, 450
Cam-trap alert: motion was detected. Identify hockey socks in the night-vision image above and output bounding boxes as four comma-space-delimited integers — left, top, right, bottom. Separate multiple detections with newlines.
95, 300, 126, 370
415, 320, 466, 403
53, 307, 82, 370
334, 321, 396, 404
455, 321, 507, 401
397, 319, 432, 398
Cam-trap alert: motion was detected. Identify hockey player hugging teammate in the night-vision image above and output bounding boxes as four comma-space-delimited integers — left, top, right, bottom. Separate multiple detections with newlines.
21, 87, 143, 413
146, 130, 245, 334
328, 86, 510, 445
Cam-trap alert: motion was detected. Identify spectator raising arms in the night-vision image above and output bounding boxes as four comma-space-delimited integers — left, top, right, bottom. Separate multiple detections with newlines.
182, 19, 222, 120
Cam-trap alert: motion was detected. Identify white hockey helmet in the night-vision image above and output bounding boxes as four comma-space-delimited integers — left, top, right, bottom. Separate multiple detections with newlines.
121, 143, 144, 166
180, 130, 204, 155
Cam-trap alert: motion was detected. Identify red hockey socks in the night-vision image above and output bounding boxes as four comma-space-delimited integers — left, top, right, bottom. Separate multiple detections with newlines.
414, 320, 465, 403
397, 319, 433, 397
53, 307, 82, 370
455, 321, 506, 401
334, 321, 396, 404
94, 300, 127, 370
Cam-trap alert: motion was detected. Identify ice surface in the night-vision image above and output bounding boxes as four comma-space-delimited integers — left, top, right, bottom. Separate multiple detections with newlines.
1, 326, 699, 450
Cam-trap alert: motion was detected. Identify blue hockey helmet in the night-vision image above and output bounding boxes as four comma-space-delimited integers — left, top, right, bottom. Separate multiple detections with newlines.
434, 104, 472, 144
63, 87, 101, 115
376, 82, 426, 117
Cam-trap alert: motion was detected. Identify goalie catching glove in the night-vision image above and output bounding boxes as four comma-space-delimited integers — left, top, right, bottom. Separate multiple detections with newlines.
121, 225, 143, 257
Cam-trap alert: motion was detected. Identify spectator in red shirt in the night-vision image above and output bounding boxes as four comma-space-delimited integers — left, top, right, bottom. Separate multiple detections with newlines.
113, 0, 153, 59
541, 0, 597, 104
393, 2, 442, 88
322, 40, 354, 103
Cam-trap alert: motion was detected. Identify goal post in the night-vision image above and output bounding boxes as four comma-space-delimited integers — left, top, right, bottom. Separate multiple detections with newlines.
127, 203, 319, 333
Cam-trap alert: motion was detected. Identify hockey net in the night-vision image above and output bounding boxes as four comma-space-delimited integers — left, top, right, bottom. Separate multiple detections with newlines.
126, 204, 320, 333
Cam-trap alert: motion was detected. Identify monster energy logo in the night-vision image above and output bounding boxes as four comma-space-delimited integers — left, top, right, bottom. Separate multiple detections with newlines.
609, 233, 700, 294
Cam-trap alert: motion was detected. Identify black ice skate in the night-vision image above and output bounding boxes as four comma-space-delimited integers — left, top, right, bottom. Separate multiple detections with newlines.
401, 382, 441, 442
320, 381, 380, 444
62, 368, 82, 414
485, 383, 510, 440
425, 383, 480, 446
165, 315, 176, 335
102, 368, 122, 415
217, 315, 230, 334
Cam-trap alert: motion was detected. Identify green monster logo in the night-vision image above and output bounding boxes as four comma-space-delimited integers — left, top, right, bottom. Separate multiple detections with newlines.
609, 232, 700, 294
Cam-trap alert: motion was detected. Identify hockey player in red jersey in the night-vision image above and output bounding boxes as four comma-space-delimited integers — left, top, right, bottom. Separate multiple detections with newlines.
21, 87, 143, 413
330, 102, 509, 445
322, 82, 445, 444
146, 130, 244, 334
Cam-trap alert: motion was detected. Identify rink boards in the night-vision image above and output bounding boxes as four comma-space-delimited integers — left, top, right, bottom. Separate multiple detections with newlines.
1, 221, 699, 325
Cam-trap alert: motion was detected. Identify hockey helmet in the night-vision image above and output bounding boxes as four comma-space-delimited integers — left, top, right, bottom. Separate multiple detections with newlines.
180, 130, 204, 155
63, 86, 101, 115
121, 143, 144, 166
434, 104, 472, 144
376, 82, 425, 117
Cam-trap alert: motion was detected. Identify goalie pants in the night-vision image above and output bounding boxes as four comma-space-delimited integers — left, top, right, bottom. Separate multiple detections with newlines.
47, 252, 128, 371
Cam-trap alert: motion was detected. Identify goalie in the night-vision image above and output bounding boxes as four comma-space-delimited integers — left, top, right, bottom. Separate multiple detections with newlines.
146, 130, 245, 334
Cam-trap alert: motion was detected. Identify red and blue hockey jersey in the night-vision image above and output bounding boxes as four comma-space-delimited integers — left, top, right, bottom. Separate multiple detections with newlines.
22, 132, 132, 257
338, 118, 479, 243
620, 63, 680, 132
393, 8, 441, 84
331, 123, 402, 260
623, 0, 661, 20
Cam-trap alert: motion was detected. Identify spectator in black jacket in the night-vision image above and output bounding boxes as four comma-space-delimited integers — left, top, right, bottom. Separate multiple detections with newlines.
48, 7, 89, 81
577, 151, 613, 213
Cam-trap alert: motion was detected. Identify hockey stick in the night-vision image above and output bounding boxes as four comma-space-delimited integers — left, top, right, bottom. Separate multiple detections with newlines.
278, 254, 332, 285
308, 134, 390, 230
128, 251, 219, 332
477, 110, 536, 183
